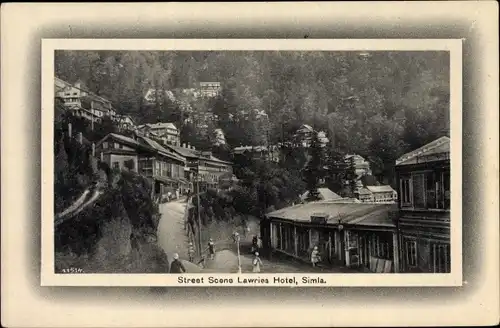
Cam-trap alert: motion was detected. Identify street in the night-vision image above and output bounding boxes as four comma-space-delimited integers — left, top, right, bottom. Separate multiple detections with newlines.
157, 199, 360, 274
157, 198, 202, 273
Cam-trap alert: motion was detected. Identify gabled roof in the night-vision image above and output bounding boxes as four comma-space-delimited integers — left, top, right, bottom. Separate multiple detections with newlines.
168, 145, 200, 159
266, 201, 396, 228
300, 188, 343, 201
147, 122, 178, 130
396, 136, 450, 166
96, 133, 143, 149
366, 185, 396, 193
357, 187, 372, 195
297, 124, 314, 132
138, 136, 185, 163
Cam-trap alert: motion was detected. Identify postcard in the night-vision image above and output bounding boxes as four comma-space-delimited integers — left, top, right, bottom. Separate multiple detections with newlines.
40, 38, 463, 287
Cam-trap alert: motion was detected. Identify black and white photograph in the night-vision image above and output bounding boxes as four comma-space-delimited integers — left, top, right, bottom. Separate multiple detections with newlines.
43, 39, 461, 285
2, 3, 498, 328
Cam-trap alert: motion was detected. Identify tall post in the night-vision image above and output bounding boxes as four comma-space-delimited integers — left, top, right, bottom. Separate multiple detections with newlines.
392, 231, 400, 273
237, 234, 242, 274
196, 174, 202, 257
90, 101, 94, 131
68, 122, 72, 138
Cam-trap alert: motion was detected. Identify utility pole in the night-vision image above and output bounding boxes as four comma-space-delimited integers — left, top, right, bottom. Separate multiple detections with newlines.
90, 101, 94, 131
196, 169, 202, 257
236, 232, 242, 274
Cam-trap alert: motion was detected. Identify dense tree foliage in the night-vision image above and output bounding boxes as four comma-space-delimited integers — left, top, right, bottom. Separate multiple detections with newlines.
55, 50, 450, 185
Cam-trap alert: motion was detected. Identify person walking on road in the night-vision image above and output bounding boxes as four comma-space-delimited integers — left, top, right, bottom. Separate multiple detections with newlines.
169, 253, 186, 273
187, 242, 196, 262
311, 246, 321, 268
257, 236, 263, 250
252, 252, 263, 273
207, 238, 215, 260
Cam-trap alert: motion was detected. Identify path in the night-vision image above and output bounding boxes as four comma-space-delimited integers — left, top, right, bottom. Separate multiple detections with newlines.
157, 199, 202, 273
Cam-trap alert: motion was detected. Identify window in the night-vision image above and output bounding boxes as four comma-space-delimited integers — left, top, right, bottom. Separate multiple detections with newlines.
102, 142, 108, 149
431, 243, 450, 273
443, 171, 450, 209
400, 170, 450, 210
400, 176, 412, 206
404, 239, 417, 269
412, 173, 425, 208
114, 142, 119, 149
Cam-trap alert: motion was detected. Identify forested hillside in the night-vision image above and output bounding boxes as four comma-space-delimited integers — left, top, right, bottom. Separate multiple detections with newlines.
55, 50, 450, 183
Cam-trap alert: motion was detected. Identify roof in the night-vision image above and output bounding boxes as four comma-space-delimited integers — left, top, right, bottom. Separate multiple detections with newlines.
297, 124, 314, 133
301, 188, 343, 201
138, 136, 185, 163
396, 136, 450, 166
366, 185, 395, 193
147, 122, 178, 130
169, 145, 200, 159
97, 133, 142, 148
266, 201, 396, 228
168, 145, 232, 165
233, 145, 269, 154
357, 188, 372, 195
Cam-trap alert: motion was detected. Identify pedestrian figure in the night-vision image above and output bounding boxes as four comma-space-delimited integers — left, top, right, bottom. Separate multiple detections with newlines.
252, 252, 263, 273
188, 242, 196, 262
232, 231, 240, 244
251, 235, 258, 254
257, 236, 263, 250
311, 246, 321, 268
169, 253, 186, 273
207, 238, 215, 260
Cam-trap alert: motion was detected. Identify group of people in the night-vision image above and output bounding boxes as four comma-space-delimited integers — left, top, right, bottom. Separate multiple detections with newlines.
169, 238, 216, 273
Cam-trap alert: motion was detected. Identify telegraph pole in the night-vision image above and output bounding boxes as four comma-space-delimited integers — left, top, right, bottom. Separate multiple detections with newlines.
196, 169, 202, 256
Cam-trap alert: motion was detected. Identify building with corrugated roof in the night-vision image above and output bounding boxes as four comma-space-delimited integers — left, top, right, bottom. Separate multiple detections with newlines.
165, 143, 233, 191
261, 200, 400, 273
137, 122, 180, 146
300, 188, 343, 202
95, 132, 188, 201
395, 136, 451, 273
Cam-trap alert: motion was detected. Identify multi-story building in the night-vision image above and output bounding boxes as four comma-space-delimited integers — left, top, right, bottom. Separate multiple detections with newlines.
136, 135, 187, 199
55, 78, 117, 121
114, 115, 136, 131
233, 145, 280, 163
167, 143, 233, 191
357, 185, 397, 203
199, 82, 221, 98
137, 122, 180, 146
95, 132, 187, 201
294, 125, 329, 148
344, 154, 372, 177
144, 89, 176, 105
394, 136, 451, 273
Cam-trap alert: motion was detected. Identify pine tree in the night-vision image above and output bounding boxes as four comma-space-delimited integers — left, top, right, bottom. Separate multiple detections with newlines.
302, 131, 324, 201
345, 156, 358, 198
325, 143, 348, 194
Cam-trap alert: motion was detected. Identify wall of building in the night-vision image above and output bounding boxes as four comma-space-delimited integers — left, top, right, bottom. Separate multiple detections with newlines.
109, 154, 138, 172
396, 160, 451, 273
